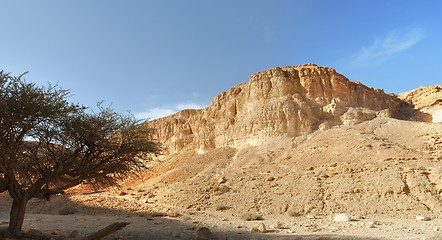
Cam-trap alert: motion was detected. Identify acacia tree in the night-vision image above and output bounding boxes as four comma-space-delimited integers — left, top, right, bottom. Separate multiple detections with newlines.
0, 71, 159, 236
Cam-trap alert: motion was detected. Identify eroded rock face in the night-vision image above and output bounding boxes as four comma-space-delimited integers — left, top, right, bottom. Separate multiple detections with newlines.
399, 85, 442, 123
147, 64, 410, 153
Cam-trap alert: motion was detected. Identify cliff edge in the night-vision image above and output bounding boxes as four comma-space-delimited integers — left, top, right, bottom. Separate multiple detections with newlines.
147, 64, 415, 153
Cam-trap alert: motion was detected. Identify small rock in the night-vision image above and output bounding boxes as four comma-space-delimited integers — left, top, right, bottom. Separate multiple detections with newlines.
416, 215, 431, 221
218, 177, 227, 184
328, 163, 338, 167
167, 210, 180, 218
333, 213, 350, 222
51, 229, 62, 236
68, 230, 79, 238
26, 229, 43, 236
251, 222, 267, 233
266, 176, 275, 181
196, 227, 218, 240
270, 221, 284, 229
433, 226, 441, 232
367, 221, 378, 228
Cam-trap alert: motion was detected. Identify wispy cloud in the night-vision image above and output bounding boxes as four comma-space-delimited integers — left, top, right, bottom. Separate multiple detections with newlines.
134, 108, 176, 120
176, 103, 206, 110
352, 28, 425, 66
135, 103, 207, 120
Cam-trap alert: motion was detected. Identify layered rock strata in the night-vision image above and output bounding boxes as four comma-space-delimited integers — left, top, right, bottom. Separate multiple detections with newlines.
399, 85, 442, 123
147, 64, 411, 153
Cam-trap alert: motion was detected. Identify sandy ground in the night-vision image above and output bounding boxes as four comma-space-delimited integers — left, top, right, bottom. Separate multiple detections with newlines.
1, 192, 442, 240
1, 117, 442, 239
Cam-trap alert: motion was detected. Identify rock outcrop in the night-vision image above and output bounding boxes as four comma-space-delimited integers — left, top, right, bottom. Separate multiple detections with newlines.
147, 64, 414, 153
399, 84, 442, 123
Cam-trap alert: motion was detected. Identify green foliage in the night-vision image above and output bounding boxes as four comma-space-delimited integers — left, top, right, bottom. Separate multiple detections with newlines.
0, 70, 160, 235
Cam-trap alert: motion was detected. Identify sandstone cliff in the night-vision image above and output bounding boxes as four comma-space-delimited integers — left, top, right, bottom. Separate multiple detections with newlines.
148, 64, 414, 152
137, 65, 442, 220
399, 84, 442, 123
147, 64, 412, 153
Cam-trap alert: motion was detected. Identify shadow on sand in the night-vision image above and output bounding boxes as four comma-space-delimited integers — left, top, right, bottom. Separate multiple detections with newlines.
0, 194, 400, 240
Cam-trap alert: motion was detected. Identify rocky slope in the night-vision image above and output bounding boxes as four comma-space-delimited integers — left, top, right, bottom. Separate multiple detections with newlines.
20, 64, 442, 239
141, 117, 442, 216
148, 64, 416, 153
399, 84, 442, 123
137, 64, 442, 221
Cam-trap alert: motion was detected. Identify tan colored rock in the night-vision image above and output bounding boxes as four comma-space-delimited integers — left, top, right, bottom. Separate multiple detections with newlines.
399, 84, 442, 123
416, 215, 431, 221
196, 227, 218, 240
25, 229, 43, 236
218, 176, 227, 184
147, 64, 409, 153
270, 221, 284, 229
251, 222, 267, 233
140, 65, 442, 224
333, 213, 350, 222
340, 107, 377, 125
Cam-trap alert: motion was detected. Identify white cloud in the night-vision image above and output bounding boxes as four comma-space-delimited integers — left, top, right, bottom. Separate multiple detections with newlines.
176, 103, 206, 110
134, 108, 176, 120
352, 28, 425, 66
135, 103, 207, 121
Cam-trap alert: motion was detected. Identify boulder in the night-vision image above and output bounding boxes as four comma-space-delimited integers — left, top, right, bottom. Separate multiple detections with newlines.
251, 223, 267, 233
196, 227, 218, 240
333, 213, 350, 222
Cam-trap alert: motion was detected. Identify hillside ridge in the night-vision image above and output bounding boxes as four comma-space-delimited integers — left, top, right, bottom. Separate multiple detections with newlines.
147, 64, 425, 153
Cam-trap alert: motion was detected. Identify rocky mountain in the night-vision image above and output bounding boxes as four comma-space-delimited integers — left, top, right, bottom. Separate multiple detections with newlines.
138, 64, 442, 220
147, 64, 425, 153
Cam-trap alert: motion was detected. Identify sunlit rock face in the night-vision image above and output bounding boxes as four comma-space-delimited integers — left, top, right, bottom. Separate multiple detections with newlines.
147, 64, 417, 153
399, 85, 442, 123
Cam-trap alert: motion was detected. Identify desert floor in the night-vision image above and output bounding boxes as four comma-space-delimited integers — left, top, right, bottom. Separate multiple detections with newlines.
1, 192, 442, 240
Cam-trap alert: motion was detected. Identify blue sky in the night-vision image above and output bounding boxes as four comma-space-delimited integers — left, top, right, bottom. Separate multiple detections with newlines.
1, 0, 441, 119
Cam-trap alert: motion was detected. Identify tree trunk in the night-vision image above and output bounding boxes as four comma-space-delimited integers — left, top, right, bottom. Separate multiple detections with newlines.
85, 222, 130, 240
8, 197, 28, 236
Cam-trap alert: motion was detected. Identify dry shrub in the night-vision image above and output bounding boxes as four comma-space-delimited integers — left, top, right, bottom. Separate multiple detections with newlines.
240, 212, 263, 221
214, 204, 230, 211
214, 186, 231, 195
287, 208, 302, 217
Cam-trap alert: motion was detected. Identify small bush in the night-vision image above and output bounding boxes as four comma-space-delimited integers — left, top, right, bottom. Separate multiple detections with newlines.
58, 207, 78, 215
240, 212, 263, 221
213, 186, 231, 195
287, 208, 302, 217
214, 204, 230, 211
